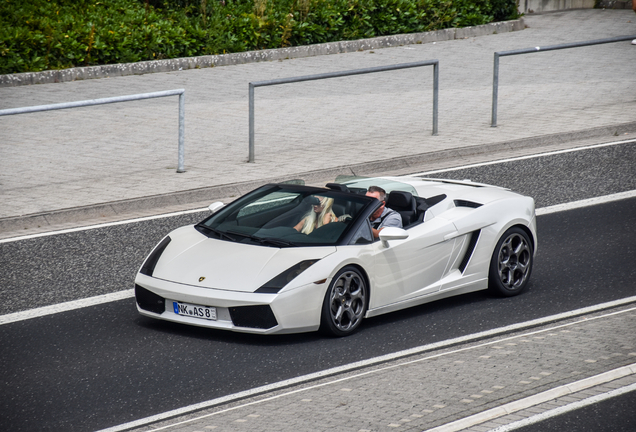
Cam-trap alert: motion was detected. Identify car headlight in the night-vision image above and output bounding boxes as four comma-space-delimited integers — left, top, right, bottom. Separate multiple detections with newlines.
255, 260, 319, 293
139, 236, 171, 277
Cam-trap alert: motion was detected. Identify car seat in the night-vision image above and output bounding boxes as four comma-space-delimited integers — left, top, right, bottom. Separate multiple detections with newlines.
386, 191, 417, 227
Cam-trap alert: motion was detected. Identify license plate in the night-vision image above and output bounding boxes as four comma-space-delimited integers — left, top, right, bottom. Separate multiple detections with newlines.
173, 301, 217, 321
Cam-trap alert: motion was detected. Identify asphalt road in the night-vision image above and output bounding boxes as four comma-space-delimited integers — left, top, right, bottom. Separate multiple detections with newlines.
0, 141, 634, 431
1, 141, 634, 316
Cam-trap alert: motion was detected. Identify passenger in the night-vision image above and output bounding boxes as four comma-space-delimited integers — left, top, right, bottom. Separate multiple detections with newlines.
366, 186, 402, 238
294, 196, 337, 234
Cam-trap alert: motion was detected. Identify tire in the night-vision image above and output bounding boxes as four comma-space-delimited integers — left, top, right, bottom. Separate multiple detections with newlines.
320, 266, 368, 337
488, 227, 533, 297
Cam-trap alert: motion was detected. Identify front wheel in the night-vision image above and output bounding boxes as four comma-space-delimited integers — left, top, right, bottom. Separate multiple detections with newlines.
488, 227, 533, 297
320, 266, 368, 337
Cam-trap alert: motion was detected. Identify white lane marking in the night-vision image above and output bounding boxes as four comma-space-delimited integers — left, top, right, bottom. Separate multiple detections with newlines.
1, 190, 635, 325
411, 138, 635, 176
0, 290, 134, 325
2, 137, 634, 246
97, 306, 636, 432
536, 189, 636, 215
427, 366, 636, 432
487, 382, 636, 432
0, 207, 209, 244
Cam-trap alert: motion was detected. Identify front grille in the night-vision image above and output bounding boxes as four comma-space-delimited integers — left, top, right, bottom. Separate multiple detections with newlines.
229, 305, 278, 329
135, 284, 166, 315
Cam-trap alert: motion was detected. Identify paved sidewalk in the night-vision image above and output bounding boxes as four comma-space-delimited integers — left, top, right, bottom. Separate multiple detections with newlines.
1, 9, 635, 238
116, 302, 636, 432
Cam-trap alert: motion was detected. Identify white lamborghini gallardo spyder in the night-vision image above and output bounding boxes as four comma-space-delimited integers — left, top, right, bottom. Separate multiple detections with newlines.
135, 176, 536, 336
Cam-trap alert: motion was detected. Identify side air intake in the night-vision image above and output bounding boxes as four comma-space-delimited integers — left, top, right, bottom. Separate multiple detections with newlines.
229, 305, 278, 329
454, 200, 482, 209
135, 284, 166, 315
458, 230, 481, 273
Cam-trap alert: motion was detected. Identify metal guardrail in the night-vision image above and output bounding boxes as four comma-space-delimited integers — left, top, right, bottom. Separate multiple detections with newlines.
248, 60, 439, 163
491, 35, 636, 127
0, 89, 187, 172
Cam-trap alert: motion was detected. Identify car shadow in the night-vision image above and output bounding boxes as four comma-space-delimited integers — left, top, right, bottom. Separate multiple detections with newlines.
131, 282, 535, 347
133, 314, 325, 346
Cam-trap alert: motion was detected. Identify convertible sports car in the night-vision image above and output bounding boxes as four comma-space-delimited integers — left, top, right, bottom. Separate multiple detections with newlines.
135, 176, 536, 336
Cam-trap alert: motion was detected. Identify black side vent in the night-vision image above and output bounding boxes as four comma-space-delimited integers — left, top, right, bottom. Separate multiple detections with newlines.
229, 305, 278, 329
135, 284, 166, 315
454, 199, 482, 209
458, 230, 481, 273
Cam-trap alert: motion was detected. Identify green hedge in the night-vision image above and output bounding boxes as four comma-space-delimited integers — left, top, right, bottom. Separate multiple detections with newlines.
0, 0, 519, 74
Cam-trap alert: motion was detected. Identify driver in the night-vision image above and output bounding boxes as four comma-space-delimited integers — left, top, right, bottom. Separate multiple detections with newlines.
366, 186, 402, 238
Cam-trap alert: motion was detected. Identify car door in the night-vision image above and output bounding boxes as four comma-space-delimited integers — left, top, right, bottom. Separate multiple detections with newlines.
369, 217, 459, 309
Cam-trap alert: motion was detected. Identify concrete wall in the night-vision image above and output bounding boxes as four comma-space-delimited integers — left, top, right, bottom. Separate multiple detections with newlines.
519, 0, 596, 14
520, 0, 635, 13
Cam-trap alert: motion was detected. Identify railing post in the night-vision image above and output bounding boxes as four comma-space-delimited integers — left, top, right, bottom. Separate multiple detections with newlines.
248, 83, 255, 163
177, 91, 186, 173
490, 34, 636, 127
247, 61, 438, 162
0, 89, 187, 173
491, 52, 499, 128
433, 61, 439, 136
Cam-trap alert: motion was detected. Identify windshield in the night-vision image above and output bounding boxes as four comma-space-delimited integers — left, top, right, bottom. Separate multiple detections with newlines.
196, 184, 375, 247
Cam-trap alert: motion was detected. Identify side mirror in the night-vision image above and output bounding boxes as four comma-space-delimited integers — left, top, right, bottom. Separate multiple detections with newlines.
379, 227, 409, 247
208, 202, 225, 214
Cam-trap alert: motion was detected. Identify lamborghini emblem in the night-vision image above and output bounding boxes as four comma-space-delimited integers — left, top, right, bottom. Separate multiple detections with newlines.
199, 276, 206, 282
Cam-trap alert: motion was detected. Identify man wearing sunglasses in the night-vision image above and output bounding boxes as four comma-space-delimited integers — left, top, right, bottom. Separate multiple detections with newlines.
366, 186, 403, 239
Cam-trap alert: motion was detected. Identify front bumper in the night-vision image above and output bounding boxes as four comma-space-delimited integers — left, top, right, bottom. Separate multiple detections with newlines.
134, 273, 326, 334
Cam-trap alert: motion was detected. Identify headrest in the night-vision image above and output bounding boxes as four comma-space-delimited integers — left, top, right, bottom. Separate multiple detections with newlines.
387, 190, 413, 208
325, 183, 350, 193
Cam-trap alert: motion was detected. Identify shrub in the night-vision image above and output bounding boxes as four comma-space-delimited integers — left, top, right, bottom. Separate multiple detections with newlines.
0, 0, 519, 74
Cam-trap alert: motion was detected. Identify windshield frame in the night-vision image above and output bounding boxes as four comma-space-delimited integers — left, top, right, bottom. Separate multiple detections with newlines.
196, 184, 379, 247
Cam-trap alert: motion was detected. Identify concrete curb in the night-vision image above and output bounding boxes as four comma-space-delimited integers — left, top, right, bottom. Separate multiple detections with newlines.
2, 119, 634, 235
0, 19, 524, 88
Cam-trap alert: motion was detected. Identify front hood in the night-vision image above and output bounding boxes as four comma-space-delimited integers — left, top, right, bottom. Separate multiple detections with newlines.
152, 226, 336, 292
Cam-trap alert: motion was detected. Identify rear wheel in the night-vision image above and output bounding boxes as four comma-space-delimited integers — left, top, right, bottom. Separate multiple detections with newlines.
320, 266, 367, 337
488, 227, 533, 297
